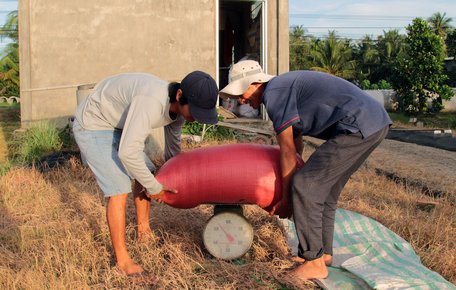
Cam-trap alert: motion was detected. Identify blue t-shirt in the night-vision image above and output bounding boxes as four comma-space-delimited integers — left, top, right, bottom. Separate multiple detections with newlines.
262, 71, 392, 139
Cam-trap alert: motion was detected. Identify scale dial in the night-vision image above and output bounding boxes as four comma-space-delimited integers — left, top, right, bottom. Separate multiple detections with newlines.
203, 211, 254, 260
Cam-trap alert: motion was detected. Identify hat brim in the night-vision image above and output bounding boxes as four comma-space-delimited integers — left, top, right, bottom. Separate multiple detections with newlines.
219, 72, 274, 99
188, 103, 218, 124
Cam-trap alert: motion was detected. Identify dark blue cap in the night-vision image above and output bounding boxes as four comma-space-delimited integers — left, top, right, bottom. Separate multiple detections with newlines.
181, 71, 219, 124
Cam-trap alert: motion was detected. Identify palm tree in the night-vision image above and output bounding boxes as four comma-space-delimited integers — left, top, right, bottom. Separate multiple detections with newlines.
353, 35, 379, 83
427, 12, 453, 40
0, 10, 19, 96
309, 31, 356, 80
0, 10, 18, 42
372, 30, 406, 84
0, 44, 19, 86
289, 25, 313, 70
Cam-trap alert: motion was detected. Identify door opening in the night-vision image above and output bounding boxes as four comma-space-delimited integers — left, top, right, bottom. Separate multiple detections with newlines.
218, 0, 265, 119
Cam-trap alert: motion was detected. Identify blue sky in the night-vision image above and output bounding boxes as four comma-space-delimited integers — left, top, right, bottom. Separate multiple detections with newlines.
1, 0, 455, 51
289, 0, 456, 39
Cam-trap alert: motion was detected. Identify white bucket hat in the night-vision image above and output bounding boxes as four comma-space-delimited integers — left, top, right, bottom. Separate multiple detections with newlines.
219, 60, 274, 98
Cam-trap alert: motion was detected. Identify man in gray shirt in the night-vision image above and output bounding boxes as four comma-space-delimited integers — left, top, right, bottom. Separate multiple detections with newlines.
220, 60, 390, 282
73, 71, 218, 281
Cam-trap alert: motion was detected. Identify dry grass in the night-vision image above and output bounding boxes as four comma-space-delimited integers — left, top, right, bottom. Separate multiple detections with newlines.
0, 155, 314, 289
0, 139, 454, 289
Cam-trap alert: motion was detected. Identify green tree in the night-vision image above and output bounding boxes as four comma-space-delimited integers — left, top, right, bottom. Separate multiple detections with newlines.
392, 18, 453, 114
0, 43, 19, 96
447, 30, 456, 57
353, 35, 379, 83
445, 30, 456, 86
308, 31, 356, 79
289, 26, 312, 71
0, 10, 19, 96
372, 30, 406, 84
427, 12, 453, 40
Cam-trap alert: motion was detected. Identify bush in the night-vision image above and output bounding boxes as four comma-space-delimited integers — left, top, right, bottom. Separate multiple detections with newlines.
0, 162, 11, 176
182, 121, 237, 140
12, 122, 63, 165
360, 79, 392, 90
377, 80, 392, 89
360, 79, 371, 90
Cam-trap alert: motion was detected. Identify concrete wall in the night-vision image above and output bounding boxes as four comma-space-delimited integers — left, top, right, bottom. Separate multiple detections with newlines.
19, 0, 289, 127
19, 0, 218, 127
19, 0, 289, 157
267, 0, 289, 75
364, 89, 456, 112
364, 90, 396, 111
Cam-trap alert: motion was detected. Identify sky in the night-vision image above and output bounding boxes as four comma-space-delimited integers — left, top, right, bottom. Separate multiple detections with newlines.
1, 0, 456, 52
289, 0, 456, 40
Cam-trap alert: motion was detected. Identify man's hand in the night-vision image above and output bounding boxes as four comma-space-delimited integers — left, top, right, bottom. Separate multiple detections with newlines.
269, 196, 293, 219
147, 187, 178, 203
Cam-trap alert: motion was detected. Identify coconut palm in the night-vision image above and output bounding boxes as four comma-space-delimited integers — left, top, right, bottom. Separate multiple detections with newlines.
427, 12, 454, 40
0, 10, 19, 96
289, 25, 313, 70
309, 31, 356, 80
353, 35, 379, 83
371, 30, 406, 84
0, 44, 19, 86
0, 10, 18, 42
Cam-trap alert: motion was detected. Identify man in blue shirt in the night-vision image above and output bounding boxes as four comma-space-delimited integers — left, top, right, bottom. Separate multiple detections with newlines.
220, 60, 391, 281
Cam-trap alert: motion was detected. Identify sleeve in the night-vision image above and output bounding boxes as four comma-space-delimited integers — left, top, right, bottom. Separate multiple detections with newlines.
164, 115, 185, 161
118, 95, 164, 195
263, 87, 300, 135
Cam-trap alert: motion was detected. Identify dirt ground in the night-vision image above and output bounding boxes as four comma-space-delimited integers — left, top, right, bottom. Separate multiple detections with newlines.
1, 115, 455, 288
303, 136, 456, 200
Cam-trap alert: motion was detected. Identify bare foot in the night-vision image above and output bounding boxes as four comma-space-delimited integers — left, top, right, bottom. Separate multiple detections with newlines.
116, 259, 144, 276
291, 254, 332, 266
114, 262, 157, 285
287, 257, 328, 281
323, 254, 332, 266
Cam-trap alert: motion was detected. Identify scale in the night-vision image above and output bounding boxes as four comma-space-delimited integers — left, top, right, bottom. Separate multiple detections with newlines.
202, 205, 254, 260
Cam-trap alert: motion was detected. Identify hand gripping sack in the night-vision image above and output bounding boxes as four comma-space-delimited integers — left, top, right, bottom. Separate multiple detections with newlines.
155, 143, 304, 210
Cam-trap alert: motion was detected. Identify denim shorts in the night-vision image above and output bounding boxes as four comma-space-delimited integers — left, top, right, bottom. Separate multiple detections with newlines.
72, 119, 155, 197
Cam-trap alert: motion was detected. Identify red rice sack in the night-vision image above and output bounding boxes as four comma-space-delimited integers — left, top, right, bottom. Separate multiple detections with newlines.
155, 143, 304, 210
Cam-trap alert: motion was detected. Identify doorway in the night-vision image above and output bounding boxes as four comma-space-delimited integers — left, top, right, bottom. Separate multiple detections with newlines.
218, 0, 266, 118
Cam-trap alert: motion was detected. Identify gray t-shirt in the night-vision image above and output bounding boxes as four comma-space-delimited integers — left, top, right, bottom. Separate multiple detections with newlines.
262, 71, 392, 139
75, 73, 184, 194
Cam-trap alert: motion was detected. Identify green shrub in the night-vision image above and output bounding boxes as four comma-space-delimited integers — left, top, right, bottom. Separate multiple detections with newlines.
377, 80, 392, 90
0, 161, 11, 176
12, 122, 63, 164
360, 79, 392, 90
58, 123, 76, 149
360, 79, 371, 90
182, 121, 237, 140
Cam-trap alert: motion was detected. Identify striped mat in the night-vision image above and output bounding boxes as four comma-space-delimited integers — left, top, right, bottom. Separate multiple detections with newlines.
280, 209, 455, 289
